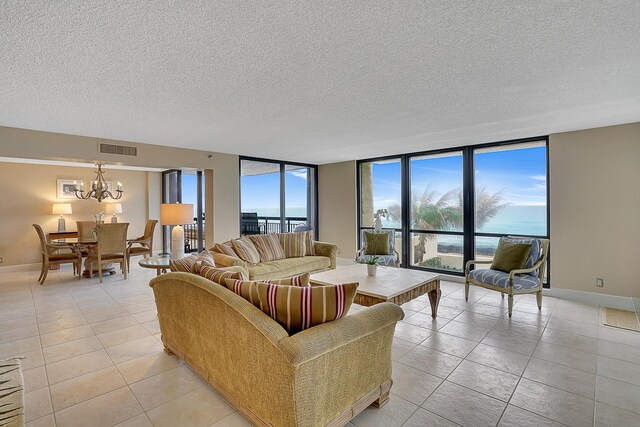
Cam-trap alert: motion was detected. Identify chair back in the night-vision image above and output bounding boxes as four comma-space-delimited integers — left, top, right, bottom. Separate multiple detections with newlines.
96, 223, 129, 255
360, 229, 395, 255
77, 221, 96, 241
142, 219, 158, 251
241, 212, 260, 235
33, 224, 47, 255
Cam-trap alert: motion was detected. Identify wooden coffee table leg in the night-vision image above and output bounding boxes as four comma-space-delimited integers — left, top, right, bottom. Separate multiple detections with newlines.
428, 287, 441, 319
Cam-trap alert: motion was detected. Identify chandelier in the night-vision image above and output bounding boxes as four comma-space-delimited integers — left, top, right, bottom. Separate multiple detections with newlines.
75, 164, 123, 202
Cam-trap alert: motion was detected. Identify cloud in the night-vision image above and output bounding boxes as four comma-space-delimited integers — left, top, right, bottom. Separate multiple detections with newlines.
288, 170, 307, 180
531, 175, 546, 181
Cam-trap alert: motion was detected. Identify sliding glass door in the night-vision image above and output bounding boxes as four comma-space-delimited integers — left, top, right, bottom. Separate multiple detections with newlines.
240, 158, 318, 235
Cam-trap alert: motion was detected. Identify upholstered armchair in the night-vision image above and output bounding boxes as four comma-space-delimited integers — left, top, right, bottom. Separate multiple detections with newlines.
356, 229, 400, 267
465, 236, 549, 317
126, 219, 158, 272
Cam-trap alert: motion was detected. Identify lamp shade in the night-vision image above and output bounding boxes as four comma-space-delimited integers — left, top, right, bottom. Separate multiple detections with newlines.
52, 203, 72, 215
105, 203, 123, 214
160, 203, 194, 225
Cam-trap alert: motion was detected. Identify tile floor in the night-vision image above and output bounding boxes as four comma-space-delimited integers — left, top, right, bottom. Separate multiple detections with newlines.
1, 264, 639, 427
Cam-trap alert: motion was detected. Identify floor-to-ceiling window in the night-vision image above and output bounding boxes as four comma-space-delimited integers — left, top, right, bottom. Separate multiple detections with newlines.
358, 158, 403, 261
357, 137, 549, 283
473, 141, 548, 265
240, 157, 318, 235
409, 151, 464, 272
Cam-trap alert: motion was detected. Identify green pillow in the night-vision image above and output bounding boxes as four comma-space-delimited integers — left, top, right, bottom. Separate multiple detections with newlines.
364, 231, 390, 256
491, 240, 532, 273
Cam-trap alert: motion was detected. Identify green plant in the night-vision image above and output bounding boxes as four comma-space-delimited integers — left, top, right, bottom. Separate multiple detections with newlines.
364, 255, 379, 265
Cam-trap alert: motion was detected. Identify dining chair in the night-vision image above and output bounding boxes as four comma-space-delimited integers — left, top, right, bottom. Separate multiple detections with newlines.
33, 224, 82, 284
87, 223, 129, 283
126, 219, 158, 272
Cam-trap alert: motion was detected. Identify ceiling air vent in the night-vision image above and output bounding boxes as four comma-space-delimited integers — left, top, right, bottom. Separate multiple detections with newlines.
98, 142, 137, 157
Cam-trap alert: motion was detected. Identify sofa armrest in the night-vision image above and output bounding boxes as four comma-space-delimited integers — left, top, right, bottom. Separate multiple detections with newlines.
277, 302, 404, 367
313, 241, 337, 269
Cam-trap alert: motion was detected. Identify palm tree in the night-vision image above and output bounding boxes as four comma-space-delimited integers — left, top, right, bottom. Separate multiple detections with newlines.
387, 186, 505, 264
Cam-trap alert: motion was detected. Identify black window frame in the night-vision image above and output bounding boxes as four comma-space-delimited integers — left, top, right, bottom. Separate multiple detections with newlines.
239, 156, 319, 236
357, 136, 550, 286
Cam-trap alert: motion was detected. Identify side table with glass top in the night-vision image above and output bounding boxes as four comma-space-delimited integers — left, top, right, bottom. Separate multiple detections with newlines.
139, 255, 172, 276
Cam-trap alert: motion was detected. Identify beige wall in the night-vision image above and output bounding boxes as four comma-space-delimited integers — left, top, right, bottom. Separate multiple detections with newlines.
318, 161, 357, 258
0, 162, 159, 266
0, 126, 240, 266
549, 122, 640, 297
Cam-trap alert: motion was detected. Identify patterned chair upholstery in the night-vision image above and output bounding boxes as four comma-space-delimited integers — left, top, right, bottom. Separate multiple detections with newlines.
465, 236, 549, 317
356, 229, 399, 267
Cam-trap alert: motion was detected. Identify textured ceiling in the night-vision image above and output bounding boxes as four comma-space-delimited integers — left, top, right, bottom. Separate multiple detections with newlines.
1, 1, 639, 164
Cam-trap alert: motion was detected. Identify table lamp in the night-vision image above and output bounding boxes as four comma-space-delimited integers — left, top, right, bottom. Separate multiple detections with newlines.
52, 203, 72, 232
105, 203, 123, 223
160, 203, 194, 259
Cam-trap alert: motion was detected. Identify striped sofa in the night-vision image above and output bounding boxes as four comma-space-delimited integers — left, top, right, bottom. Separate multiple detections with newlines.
212, 237, 338, 281
150, 272, 404, 426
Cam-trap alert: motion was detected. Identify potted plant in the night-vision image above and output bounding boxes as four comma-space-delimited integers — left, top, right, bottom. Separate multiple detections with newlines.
365, 255, 379, 276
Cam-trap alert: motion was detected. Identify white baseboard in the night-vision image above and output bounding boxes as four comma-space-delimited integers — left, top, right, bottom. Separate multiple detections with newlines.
543, 287, 636, 311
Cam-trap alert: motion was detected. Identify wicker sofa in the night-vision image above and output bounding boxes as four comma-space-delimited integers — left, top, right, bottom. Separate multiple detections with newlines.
150, 272, 404, 427
213, 240, 338, 280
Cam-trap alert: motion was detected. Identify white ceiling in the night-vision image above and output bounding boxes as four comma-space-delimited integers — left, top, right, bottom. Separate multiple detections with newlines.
1, 1, 639, 165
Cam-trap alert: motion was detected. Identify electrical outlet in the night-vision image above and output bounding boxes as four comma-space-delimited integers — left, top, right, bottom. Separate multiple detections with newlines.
596, 278, 604, 288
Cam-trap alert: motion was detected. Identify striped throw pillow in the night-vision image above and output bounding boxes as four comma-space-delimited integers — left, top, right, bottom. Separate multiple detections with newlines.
249, 234, 286, 262
214, 241, 240, 258
198, 265, 244, 285
231, 238, 261, 265
225, 273, 310, 309
169, 254, 198, 273
305, 230, 315, 256
278, 232, 306, 258
256, 281, 358, 334
195, 249, 215, 268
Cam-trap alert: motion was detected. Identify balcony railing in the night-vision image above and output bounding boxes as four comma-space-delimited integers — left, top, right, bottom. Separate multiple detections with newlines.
255, 216, 308, 234
180, 215, 308, 253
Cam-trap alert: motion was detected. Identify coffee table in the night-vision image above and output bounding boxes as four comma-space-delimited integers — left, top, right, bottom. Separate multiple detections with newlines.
139, 255, 172, 276
312, 264, 441, 318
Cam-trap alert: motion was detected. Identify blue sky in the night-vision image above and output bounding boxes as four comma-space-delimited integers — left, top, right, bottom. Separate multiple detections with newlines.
241, 169, 308, 212
371, 145, 547, 212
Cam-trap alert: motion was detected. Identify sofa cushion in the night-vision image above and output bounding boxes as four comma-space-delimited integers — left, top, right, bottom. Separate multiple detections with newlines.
256, 281, 358, 334
198, 265, 245, 285
214, 241, 240, 258
169, 254, 198, 273
468, 269, 541, 290
195, 249, 215, 268
278, 232, 306, 258
305, 231, 315, 256
225, 273, 310, 309
248, 256, 331, 281
249, 234, 286, 262
231, 238, 261, 265
490, 239, 531, 273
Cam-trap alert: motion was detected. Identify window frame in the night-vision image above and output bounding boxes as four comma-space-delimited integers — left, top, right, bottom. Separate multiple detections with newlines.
239, 156, 319, 236
357, 136, 550, 286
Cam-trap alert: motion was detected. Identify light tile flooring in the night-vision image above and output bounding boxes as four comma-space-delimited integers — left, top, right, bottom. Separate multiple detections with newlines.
1, 265, 639, 427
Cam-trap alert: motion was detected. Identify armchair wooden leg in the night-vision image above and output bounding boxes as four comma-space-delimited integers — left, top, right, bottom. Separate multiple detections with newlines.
99, 263, 103, 284
536, 290, 542, 310
40, 265, 49, 285
127, 254, 131, 273
508, 294, 513, 318
464, 281, 469, 302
